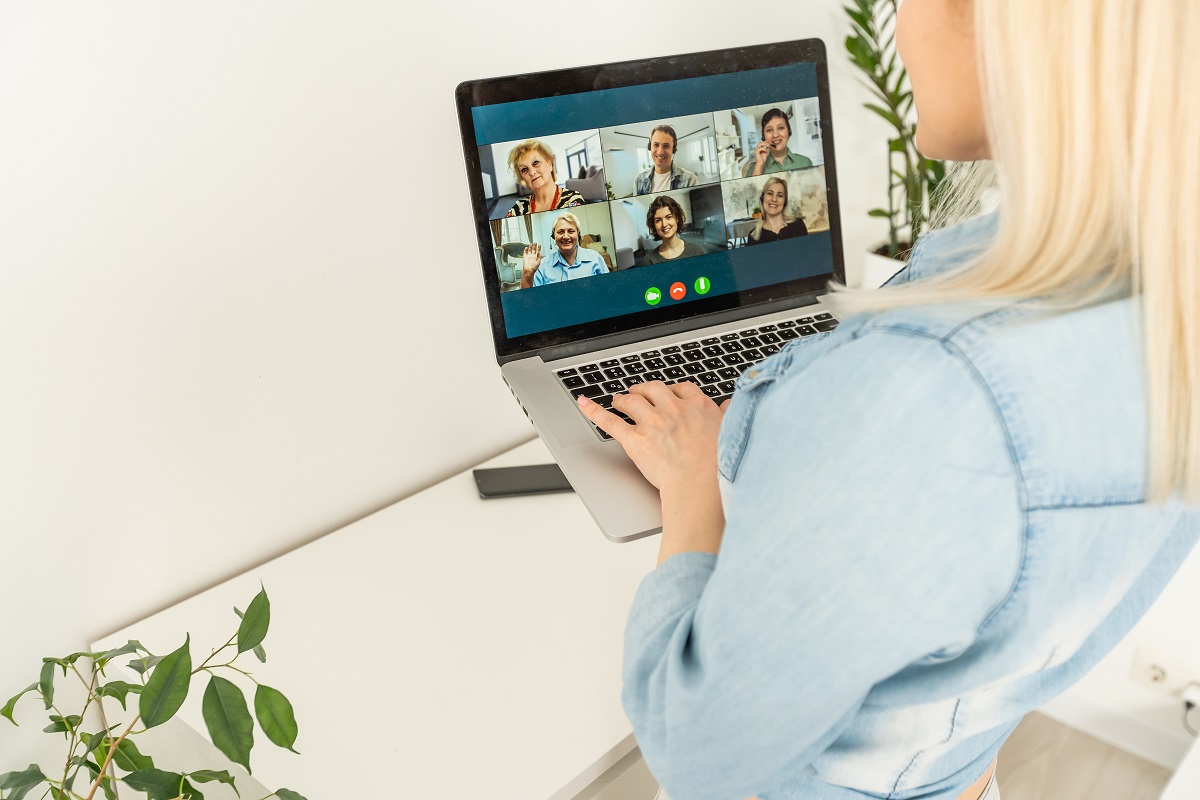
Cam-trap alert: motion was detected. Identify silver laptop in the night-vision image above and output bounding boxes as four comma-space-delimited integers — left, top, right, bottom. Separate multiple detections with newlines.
456, 40, 845, 542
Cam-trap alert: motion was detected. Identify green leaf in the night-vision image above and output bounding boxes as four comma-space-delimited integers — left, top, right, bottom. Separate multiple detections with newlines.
868, 208, 892, 218
274, 790, 308, 800
97, 736, 155, 773
123, 768, 190, 800
97, 680, 144, 711
127, 654, 164, 675
0, 764, 47, 800
96, 640, 146, 666
254, 685, 298, 753
139, 635, 192, 729
188, 770, 239, 797
202, 676, 254, 774
252, 644, 267, 664
1, 683, 38, 725
864, 102, 902, 129
236, 587, 270, 654
42, 714, 81, 734
39, 660, 56, 710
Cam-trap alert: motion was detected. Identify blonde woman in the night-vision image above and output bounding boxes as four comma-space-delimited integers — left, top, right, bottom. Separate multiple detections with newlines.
578, 2, 1200, 800
519, 212, 606, 288
504, 139, 585, 217
747, 176, 808, 245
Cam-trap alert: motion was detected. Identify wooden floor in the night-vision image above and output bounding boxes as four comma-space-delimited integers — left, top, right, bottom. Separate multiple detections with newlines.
576, 712, 1174, 800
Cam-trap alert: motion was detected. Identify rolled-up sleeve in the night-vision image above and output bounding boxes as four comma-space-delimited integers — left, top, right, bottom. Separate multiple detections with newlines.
621, 328, 1023, 800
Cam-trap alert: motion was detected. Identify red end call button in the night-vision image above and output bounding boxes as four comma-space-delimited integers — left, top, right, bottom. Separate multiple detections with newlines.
669, 281, 687, 300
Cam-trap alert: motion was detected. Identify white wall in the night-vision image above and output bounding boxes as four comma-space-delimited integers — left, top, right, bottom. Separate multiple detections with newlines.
17, 0, 1197, 779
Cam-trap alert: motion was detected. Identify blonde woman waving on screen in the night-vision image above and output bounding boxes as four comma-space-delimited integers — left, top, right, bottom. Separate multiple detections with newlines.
578, 1, 1200, 799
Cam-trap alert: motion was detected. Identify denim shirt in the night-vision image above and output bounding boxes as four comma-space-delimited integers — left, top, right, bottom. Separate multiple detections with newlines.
621, 213, 1200, 800
634, 162, 700, 195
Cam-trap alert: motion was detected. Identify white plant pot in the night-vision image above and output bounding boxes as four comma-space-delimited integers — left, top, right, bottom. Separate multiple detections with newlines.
862, 249, 908, 289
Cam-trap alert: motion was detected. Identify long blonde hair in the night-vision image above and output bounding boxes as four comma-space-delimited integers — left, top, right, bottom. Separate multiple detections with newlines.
827, 0, 1200, 502
751, 177, 797, 241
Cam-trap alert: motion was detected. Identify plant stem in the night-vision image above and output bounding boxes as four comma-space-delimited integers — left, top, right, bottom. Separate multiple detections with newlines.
83, 714, 140, 800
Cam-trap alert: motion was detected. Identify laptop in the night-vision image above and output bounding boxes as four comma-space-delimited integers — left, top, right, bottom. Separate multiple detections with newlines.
456, 39, 845, 542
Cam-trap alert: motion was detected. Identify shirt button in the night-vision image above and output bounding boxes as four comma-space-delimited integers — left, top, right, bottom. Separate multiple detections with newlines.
746, 369, 760, 379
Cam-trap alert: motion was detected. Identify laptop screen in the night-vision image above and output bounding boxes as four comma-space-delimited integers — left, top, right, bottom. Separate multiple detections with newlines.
457, 40, 844, 361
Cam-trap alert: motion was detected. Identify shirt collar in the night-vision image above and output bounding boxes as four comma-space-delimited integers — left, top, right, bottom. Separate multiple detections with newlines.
893, 212, 1000, 285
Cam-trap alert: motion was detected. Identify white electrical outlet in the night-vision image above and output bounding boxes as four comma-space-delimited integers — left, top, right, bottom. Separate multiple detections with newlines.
1131, 644, 1200, 697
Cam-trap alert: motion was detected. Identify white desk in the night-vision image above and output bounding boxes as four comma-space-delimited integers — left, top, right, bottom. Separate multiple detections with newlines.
93, 438, 659, 799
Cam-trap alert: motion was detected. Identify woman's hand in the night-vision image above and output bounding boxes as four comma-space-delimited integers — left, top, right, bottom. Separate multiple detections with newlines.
579, 380, 729, 562
520, 243, 542, 289
752, 140, 770, 174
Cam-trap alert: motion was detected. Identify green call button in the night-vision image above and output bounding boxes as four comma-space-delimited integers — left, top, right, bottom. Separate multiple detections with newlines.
645, 286, 662, 306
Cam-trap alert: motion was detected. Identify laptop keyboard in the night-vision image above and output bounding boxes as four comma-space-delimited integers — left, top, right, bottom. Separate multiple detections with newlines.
555, 312, 839, 440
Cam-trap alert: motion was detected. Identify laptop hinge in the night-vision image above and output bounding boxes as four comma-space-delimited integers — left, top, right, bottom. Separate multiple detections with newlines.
531, 292, 822, 364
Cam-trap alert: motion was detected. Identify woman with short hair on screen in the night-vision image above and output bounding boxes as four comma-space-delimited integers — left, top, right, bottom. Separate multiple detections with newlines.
746, 176, 808, 245
519, 212, 606, 288
577, 2, 1200, 799
742, 106, 813, 177
505, 139, 585, 217
641, 195, 707, 265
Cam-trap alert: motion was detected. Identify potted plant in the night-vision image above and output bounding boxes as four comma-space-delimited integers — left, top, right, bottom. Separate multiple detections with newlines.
0, 587, 306, 800
844, 0, 947, 285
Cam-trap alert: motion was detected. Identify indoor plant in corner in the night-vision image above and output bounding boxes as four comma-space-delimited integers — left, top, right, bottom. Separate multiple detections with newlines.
845, 0, 946, 287
0, 587, 306, 800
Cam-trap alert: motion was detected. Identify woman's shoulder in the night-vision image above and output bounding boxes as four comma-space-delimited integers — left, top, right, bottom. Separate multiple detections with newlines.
559, 189, 585, 207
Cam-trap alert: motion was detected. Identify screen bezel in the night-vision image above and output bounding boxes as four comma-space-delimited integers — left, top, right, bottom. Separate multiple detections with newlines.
455, 39, 845, 364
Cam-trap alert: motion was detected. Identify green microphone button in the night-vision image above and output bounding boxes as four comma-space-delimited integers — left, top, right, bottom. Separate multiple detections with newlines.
694, 276, 711, 295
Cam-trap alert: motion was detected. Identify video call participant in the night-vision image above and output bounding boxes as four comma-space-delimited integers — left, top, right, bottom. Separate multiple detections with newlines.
641, 195, 707, 265
520, 212, 607, 288
635, 125, 699, 195
742, 107, 814, 177
747, 177, 808, 245
506, 140, 586, 217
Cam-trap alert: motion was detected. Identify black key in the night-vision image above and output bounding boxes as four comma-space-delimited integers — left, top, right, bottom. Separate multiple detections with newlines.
742, 336, 763, 348
712, 394, 732, 405
684, 362, 706, 375
703, 357, 725, 370
701, 337, 721, 345
797, 325, 818, 336
723, 353, 745, 365
797, 316, 814, 324
741, 328, 759, 335
677, 375, 701, 386
815, 312, 833, 321
602, 380, 624, 393
762, 344, 780, 355
644, 370, 666, 382
612, 410, 635, 424
760, 324, 778, 332
760, 332, 781, 344
682, 342, 702, 350
600, 358, 620, 367
737, 362, 753, 373
598, 429, 612, 440
685, 350, 705, 362
779, 329, 800, 340
580, 363, 598, 371
718, 367, 740, 379
778, 320, 796, 328
665, 353, 686, 365
718, 380, 736, 393
664, 366, 686, 379
623, 376, 644, 387
626, 362, 647, 374
604, 367, 627, 379
720, 333, 740, 341
571, 385, 602, 399
702, 345, 724, 357
699, 371, 721, 384
645, 357, 666, 369
594, 394, 614, 408
562, 375, 584, 388
557, 368, 578, 376
662, 345, 681, 354
583, 371, 604, 384
701, 385, 721, 398
815, 319, 839, 332
642, 349, 661, 358
742, 348, 764, 362
620, 354, 640, 363
722, 341, 744, 353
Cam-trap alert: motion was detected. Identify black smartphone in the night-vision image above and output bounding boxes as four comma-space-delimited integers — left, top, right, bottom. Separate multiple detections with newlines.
473, 464, 574, 499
